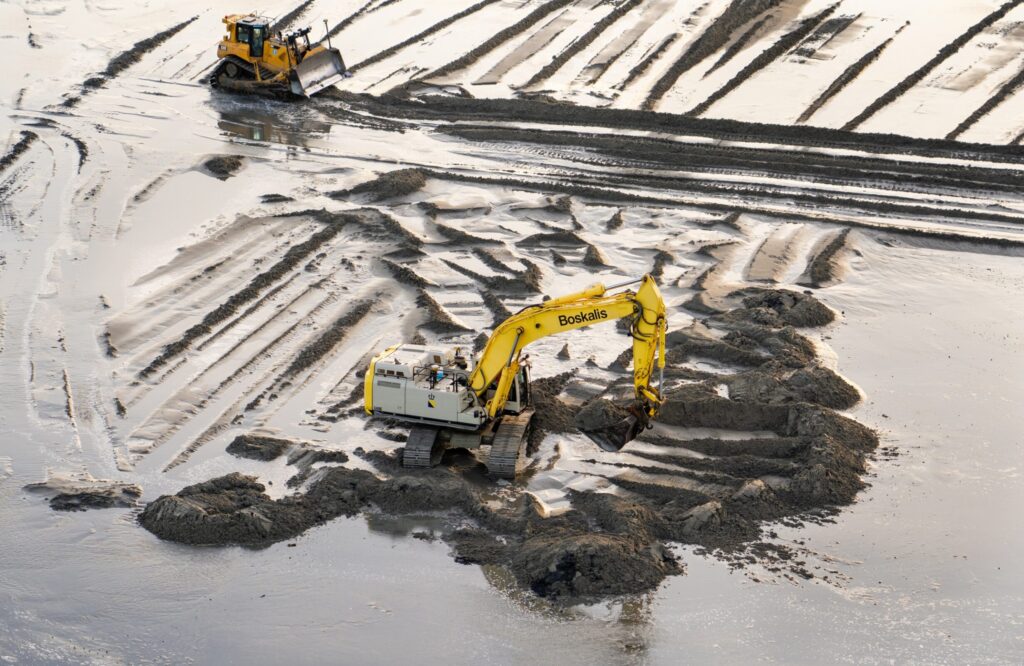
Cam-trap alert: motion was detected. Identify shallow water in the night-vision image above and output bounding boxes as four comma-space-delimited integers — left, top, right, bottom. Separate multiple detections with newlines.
2, 2, 1024, 662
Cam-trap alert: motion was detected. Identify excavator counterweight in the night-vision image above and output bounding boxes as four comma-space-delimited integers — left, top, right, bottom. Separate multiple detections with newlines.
363, 275, 668, 478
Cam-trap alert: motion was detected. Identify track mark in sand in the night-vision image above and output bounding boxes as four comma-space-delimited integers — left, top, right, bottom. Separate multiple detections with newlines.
271, 0, 315, 33
66, 16, 198, 105
745, 223, 802, 282
791, 13, 860, 59
140, 212, 355, 377
578, 0, 675, 86
798, 227, 849, 287
474, 7, 577, 85
946, 63, 1024, 140
797, 29, 901, 124
704, 14, 773, 78
644, 0, 784, 109
351, 0, 501, 73
127, 288, 341, 463
162, 298, 377, 471
327, 0, 377, 39
0, 131, 39, 176
282, 300, 375, 378
616, 33, 679, 91
687, 4, 840, 117
843, 0, 1024, 131
421, 0, 577, 82
522, 0, 645, 89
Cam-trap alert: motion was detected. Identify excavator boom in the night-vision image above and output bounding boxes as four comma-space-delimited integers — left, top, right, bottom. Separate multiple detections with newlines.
363, 274, 668, 475
469, 274, 667, 450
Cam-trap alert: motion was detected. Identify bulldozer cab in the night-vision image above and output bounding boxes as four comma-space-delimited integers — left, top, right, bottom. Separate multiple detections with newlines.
230, 17, 268, 58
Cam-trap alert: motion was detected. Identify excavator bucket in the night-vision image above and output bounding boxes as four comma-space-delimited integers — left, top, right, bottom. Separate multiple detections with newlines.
289, 48, 347, 97
578, 403, 649, 452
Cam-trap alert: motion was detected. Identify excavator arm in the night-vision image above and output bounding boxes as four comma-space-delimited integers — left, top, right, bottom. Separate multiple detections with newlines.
469, 274, 667, 450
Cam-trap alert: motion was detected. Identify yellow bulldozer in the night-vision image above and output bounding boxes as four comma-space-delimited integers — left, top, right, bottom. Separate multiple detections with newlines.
210, 14, 348, 98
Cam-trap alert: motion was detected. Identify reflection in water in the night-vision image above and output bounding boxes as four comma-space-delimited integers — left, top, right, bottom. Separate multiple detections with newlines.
218, 109, 332, 146
481, 564, 655, 658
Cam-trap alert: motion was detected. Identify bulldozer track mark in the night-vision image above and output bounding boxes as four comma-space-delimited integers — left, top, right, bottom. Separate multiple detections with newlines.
797, 31, 899, 124
687, 4, 840, 117
843, 0, 1024, 131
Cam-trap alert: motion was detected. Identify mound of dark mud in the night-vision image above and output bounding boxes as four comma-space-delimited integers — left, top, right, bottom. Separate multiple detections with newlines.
141, 287, 876, 600
574, 398, 632, 433
728, 288, 835, 328
226, 435, 293, 461
202, 155, 244, 181
332, 168, 426, 201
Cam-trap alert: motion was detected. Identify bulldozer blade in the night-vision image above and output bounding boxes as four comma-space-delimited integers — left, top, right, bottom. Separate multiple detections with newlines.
580, 405, 649, 452
290, 48, 347, 97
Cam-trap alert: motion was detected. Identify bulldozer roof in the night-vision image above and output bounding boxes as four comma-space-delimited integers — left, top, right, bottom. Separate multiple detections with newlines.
222, 14, 268, 26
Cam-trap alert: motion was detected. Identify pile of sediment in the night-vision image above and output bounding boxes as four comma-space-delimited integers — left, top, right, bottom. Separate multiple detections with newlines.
140, 287, 877, 600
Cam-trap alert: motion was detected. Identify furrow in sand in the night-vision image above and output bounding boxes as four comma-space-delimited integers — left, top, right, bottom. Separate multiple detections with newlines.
0, 131, 39, 176
644, 0, 784, 109
687, 4, 840, 117
126, 290, 340, 461
473, 7, 576, 85
271, 0, 315, 33
579, 0, 675, 85
440, 125, 1024, 196
616, 32, 679, 91
326, 0, 377, 39
415, 169, 1024, 247
522, 0, 645, 88
140, 212, 356, 377
351, 0, 501, 72
798, 227, 850, 287
797, 30, 901, 124
343, 93, 1024, 162
843, 0, 1024, 131
419, 0, 577, 82
703, 14, 773, 78
65, 15, 198, 106
946, 63, 1024, 140
163, 297, 377, 471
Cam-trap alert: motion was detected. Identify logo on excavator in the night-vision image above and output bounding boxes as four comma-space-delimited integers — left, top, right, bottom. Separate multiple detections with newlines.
428, 393, 436, 408
558, 309, 608, 327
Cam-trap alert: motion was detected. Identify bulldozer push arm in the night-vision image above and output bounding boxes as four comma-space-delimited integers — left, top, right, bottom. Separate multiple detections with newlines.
470, 274, 667, 423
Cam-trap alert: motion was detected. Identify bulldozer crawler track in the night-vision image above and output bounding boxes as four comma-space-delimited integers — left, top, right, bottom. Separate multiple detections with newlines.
486, 409, 534, 480
402, 426, 442, 468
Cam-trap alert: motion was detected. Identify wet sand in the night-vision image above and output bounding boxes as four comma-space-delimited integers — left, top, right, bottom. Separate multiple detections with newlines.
1, 0, 1023, 662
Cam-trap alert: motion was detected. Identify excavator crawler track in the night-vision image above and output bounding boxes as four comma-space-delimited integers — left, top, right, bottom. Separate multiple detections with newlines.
402, 426, 442, 469
486, 409, 534, 480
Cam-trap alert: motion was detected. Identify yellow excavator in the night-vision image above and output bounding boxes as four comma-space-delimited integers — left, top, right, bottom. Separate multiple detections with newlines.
210, 14, 348, 97
364, 275, 668, 478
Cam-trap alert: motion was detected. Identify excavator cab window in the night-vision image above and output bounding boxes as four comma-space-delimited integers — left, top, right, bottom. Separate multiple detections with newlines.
236, 24, 251, 45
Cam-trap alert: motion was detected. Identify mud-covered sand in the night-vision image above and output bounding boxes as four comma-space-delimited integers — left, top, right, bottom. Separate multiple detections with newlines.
5, 1, 1024, 659
141, 287, 876, 599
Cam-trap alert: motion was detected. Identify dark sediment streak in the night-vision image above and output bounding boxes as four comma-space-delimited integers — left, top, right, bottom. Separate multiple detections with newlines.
797, 34, 898, 124
644, 0, 783, 108
523, 0, 645, 88
418, 0, 577, 81
843, 0, 1023, 131
351, 0, 501, 72
687, 4, 840, 117
946, 63, 1024, 140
